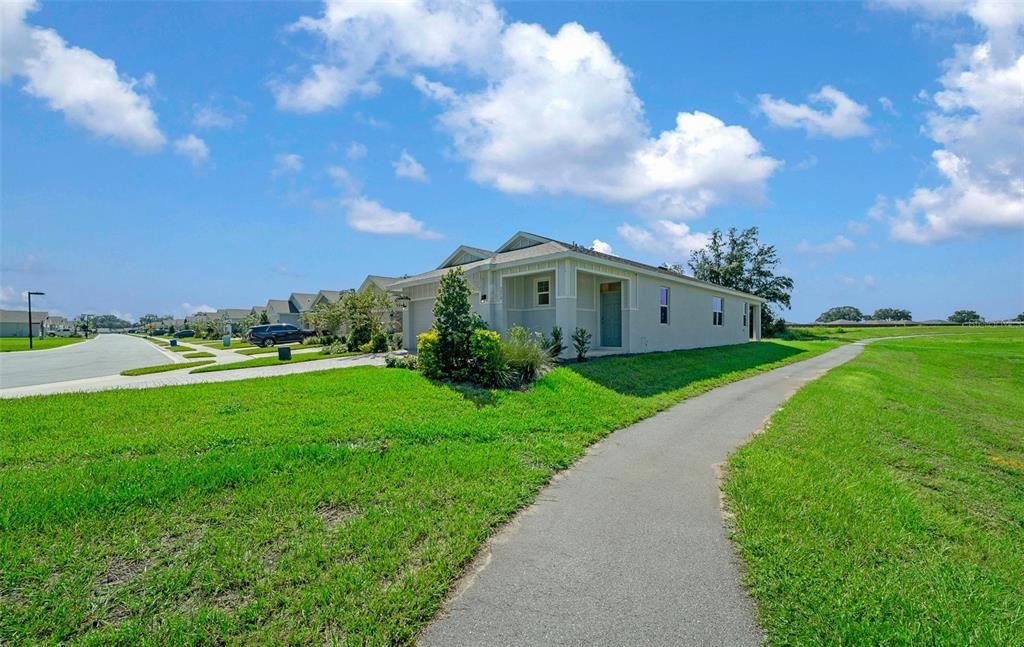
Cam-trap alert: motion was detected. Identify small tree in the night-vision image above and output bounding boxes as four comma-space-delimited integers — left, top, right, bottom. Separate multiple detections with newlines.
571, 327, 592, 362
432, 267, 478, 378
871, 308, 912, 321
948, 310, 983, 324
546, 326, 564, 358
235, 312, 259, 336
259, 310, 270, 324
816, 306, 864, 323
344, 289, 394, 351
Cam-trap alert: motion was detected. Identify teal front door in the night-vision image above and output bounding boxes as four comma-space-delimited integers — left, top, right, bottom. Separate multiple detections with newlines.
600, 282, 622, 347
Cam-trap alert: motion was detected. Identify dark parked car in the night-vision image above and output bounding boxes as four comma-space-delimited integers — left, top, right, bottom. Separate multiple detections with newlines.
150, 329, 167, 336
173, 329, 195, 338
246, 324, 305, 347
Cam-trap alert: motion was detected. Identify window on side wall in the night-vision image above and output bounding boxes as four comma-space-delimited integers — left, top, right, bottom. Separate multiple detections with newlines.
659, 287, 669, 324
712, 297, 724, 326
743, 302, 749, 326
536, 279, 550, 306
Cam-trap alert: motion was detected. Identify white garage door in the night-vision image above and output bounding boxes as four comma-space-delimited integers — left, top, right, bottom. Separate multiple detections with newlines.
408, 298, 435, 352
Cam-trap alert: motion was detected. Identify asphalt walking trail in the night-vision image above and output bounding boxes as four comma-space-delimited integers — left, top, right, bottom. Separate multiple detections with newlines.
420, 341, 869, 646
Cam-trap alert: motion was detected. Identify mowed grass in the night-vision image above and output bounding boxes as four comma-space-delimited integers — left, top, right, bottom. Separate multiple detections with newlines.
182, 351, 215, 359
724, 330, 1024, 645
190, 351, 360, 373
0, 337, 85, 352
0, 339, 836, 644
120, 360, 215, 376
786, 324, 1013, 342
235, 343, 323, 356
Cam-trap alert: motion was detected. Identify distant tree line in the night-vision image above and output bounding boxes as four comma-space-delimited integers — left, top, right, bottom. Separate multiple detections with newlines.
815, 307, 1004, 324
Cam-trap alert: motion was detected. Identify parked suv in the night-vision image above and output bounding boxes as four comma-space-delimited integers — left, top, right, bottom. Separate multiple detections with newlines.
173, 329, 195, 338
246, 324, 305, 347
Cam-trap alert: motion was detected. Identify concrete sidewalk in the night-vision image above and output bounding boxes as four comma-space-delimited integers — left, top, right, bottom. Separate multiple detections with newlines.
420, 342, 868, 646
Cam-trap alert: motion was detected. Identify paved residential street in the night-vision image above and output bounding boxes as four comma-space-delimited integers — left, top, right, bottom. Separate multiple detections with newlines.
420, 342, 868, 647
0, 334, 172, 389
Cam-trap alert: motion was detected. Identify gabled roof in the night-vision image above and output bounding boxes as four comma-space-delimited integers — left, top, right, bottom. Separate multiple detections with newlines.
390, 231, 766, 302
0, 309, 48, 323
266, 299, 294, 313
314, 290, 344, 304
359, 275, 401, 293
289, 292, 317, 312
437, 245, 494, 269
215, 308, 251, 319
250, 305, 266, 314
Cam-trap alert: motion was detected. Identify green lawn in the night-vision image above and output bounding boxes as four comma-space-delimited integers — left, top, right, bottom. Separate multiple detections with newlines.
724, 330, 1024, 645
189, 351, 359, 373
168, 345, 196, 353
0, 339, 836, 643
120, 360, 215, 376
0, 337, 85, 352
785, 323, 1014, 341
182, 351, 215, 359
190, 338, 255, 349
235, 343, 323, 356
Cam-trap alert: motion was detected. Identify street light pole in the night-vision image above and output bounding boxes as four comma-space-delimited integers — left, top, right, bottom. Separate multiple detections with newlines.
27, 291, 45, 349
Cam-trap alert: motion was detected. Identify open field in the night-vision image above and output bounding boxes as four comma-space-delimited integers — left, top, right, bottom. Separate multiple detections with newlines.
785, 324, 1017, 342
236, 343, 323, 356
725, 330, 1024, 645
190, 351, 360, 373
0, 337, 85, 352
120, 360, 216, 376
0, 339, 836, 643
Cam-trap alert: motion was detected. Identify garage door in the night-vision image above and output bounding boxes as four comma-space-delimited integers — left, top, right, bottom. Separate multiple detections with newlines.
408, 299, 435, 352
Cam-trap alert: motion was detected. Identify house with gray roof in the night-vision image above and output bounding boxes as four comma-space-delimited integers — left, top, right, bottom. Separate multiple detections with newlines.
265, 299, 300, 326
391, 231, 765, 357
0, 309, 49, 338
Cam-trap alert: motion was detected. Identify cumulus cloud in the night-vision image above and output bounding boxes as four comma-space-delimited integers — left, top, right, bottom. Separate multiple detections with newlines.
393, 150, 429, 182
273, 153, 303, 176
181, 303, 216, 316
274, 2, 779, 218
758, 85, 872, 138
0, 285, 22, 308
796, 235, 856, 255
848, 219, 870, 235
192, 101, 246, 130
617, 220, 712, 261
876, 0, 1024, 243
344, 197, 441, 239
2, 0, 165, 151
878, 96, 899, 116
173, 134, 209, 166
591, 239, 614, 255
346, 142, 367, 159
327, 165, 359, 194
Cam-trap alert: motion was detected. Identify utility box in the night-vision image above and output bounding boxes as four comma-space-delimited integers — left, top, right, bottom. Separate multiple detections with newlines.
170, 339, 177, 347
278, 346, 292, 361
223, 335, 231, 347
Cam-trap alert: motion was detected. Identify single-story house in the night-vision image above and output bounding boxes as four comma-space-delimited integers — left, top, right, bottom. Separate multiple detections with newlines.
289, 292, 317, 317
265, 299, 300, 326
391, 231, 764, 358
45, 316, 69, 334
359, 275, 400, 295
0, 309, 49, 338
311, 289, 350, 308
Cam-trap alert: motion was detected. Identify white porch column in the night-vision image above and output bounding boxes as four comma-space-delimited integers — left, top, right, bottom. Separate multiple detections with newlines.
554, 258, 577, 359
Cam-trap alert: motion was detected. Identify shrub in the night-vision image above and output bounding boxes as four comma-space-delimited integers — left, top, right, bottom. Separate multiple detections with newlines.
572, 327, 592, 362
369, 330, 389, 353
503, 326, 551, 384
764, 317, 788, 339
385, 353, 418, 370
469, 329, 507, 387
321, 340, 346, 355
389, 332, 403, 351
545, 325, 564, 358
417, 331, 443, 380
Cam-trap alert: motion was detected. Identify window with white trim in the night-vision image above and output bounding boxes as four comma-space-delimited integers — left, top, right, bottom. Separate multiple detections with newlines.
536, 279, 550, 306
743, 302, 749, 327
659, 287, 669, 324
712, 297, 724, 326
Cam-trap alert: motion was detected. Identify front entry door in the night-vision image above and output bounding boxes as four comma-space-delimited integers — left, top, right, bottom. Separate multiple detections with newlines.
600, 282, 622, 347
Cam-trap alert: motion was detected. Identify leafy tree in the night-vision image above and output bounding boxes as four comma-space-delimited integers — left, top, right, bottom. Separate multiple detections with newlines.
871, 308, 912, 322
89, 314, 132, 329
74, 314, 93, 338
234, 312, 260, 336
259, 310, 270, 325
948, 309, 983, 324
431, 267, 483, 377
344, 289, 395, 351
682, 227, 794, 337
1013, 312, 1024, 322
138, 314, 162, 325
816, 306, 864, 323
302, 300, 345, 337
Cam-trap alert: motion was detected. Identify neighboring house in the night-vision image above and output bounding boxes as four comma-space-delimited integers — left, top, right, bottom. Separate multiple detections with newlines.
358, 275, 403, 335
391, 231, 764, 357
310, 289, 349, 308
265, 299, 300, 326
0, 309, 48, 338
288, 293, 318, 326
45, 316, 69, 334
359, 275, 400, 295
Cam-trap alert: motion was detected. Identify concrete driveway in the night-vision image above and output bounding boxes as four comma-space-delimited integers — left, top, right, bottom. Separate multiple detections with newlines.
0, 334, 171, 388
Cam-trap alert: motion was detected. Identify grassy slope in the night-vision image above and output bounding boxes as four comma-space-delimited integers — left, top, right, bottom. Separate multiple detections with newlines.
0, 339, 835, 644
725, 330, 1024, 645
0, 337, 85, 352
189, 351, 358, 373
120, 360, 215, 376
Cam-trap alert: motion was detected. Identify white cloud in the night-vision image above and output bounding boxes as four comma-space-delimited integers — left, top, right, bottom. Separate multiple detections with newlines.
346, 142, 367, 159
796, 235, 856, 255
876, 1, 1024, 243
192, 102, 244, 130
276, 2, 779, 218
866, 194, 889, 221
111, 310, 135, 323
273, 153, 303, 176
2, 1, 165, 151
393, 150, 428, 182
344, 196, 441, 239
838, 274, 877, 288
173, 134, 209, 166
181, 303, 216, 316
758, 85, 872, 138
848, 219, 870, 235
591, 239, 614, 255
878, 96, 899, 116
0, 285, 21, 308
792, 154, 818, 171
617, 220, 712, 261
327, 165, 359, 194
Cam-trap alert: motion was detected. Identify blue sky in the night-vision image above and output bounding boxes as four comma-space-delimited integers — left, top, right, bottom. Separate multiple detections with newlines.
2, 0, 1022, 323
